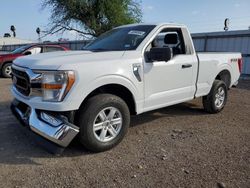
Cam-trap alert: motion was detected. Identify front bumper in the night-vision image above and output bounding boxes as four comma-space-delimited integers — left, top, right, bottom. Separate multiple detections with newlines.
11, 99, 79, 148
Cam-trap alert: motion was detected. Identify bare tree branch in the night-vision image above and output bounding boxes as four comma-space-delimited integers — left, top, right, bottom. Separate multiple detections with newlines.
40, 23, 94, 39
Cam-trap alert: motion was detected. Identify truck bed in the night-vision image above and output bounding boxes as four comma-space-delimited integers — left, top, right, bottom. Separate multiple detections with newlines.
195, 52, 241, 97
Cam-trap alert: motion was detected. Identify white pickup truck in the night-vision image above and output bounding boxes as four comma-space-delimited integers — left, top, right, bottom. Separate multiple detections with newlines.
11, 23, 242, 152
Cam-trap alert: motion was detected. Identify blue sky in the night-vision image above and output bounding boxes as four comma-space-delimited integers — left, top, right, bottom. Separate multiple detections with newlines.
1, 0, 250, 41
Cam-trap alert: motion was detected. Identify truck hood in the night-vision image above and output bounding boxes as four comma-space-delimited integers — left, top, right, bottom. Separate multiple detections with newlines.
13, 50, 125, 70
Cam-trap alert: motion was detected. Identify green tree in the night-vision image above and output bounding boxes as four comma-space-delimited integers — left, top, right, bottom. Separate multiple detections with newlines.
42, 0, 142, 38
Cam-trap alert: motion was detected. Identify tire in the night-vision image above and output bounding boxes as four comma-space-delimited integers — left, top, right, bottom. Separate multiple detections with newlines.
202, 80, 228, 114
76, 94, 130, 152
1, 62, 12, 78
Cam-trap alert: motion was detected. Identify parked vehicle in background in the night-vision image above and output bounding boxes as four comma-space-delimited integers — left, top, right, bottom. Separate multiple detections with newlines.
10, 23, 242, 152
0, 44, 69, 78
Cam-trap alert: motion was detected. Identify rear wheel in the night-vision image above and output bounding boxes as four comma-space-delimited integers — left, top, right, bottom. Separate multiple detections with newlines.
203, 80, 228, 113
76, 94, 130, 152
1, 62, 12, 78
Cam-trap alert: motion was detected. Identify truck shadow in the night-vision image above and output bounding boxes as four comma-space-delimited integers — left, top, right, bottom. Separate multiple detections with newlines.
236, 80, 250, 91
131, 100, 206, 127
0, 99, 207, 165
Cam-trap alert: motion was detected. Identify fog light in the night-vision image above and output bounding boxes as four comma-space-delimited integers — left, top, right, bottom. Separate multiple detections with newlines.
40, 112, 62, 127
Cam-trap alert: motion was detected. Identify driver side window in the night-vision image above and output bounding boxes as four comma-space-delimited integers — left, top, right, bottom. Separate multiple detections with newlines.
151, 29, 186, 56
144, 28, 186, 62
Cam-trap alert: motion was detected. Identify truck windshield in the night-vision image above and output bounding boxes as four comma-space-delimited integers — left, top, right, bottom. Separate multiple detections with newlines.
84, 25, 156, 51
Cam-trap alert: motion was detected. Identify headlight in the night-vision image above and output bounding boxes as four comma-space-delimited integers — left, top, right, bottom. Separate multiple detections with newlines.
39, 71, 75, 102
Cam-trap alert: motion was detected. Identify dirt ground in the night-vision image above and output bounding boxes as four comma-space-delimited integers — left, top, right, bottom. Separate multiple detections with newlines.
0, 78, 249, 188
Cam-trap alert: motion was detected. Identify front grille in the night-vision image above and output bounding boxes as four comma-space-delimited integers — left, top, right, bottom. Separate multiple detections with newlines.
12, 67, 30, 96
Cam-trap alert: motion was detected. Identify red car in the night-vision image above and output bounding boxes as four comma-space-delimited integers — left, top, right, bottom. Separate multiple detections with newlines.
0, 44, 69, 78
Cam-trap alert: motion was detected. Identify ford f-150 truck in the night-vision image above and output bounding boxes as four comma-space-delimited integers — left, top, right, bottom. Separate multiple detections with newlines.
10, 23, 242, 152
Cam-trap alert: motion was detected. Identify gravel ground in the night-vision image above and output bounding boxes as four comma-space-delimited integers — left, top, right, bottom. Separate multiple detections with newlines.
0, 78, 249, 188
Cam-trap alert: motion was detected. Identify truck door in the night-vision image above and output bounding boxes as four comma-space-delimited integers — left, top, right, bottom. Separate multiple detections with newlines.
143, 27, 197, 112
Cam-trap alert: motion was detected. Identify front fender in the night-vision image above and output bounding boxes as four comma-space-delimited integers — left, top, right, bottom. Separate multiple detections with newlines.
72, 74, 143, 113
0, 58, 6, 70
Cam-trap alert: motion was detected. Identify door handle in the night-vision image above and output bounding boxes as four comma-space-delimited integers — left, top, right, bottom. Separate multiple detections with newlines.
182, 64, 192, 69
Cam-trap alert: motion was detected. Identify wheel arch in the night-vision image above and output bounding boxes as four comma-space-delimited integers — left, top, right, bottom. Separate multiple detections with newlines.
214, 63, 232, 89
197, 64, 233, 98
1, 61, 12, 70
1, 61, 13, 76
74, 74, 141, 116
79, 83, 137, 115
215, 69, 231, 89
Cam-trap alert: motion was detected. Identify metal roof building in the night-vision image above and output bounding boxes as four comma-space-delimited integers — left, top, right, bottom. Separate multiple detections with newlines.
192, 30, 250, 77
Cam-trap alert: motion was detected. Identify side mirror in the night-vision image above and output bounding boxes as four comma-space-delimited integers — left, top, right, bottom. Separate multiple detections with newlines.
23, 51, 32, 55
148, 47, 172, 62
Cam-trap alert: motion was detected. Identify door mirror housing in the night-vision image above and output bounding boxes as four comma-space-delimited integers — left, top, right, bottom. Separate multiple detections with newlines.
23, 51, 32, 55
149, 47, 172, 62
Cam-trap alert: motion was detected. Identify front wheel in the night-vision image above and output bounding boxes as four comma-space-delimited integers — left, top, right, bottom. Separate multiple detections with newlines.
76, 94, 130, 152
1, 62, 12, 78
203, 80, 228, 113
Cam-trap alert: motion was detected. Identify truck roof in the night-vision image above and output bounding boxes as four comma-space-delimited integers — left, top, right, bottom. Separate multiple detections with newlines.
116, 23, 186, 29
